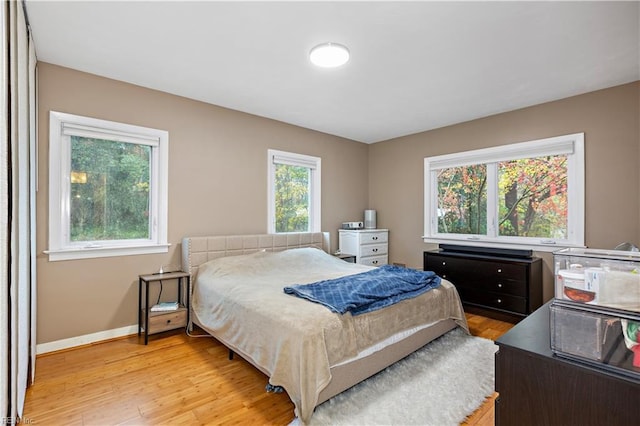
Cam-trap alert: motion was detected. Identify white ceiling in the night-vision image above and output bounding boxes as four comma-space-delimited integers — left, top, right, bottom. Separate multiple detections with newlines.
25, 1, 640, 144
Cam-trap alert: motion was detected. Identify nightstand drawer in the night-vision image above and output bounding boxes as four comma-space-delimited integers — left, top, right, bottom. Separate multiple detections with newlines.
360, 232, 388, 244
359, 255, 388, 267
360, 243, 388, 257
144, 308, 187, 334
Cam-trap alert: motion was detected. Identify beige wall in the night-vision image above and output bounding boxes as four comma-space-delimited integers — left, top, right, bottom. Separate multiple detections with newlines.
37, 62, 640, 344
369, 82, 640, 301
36, 63, 369, 344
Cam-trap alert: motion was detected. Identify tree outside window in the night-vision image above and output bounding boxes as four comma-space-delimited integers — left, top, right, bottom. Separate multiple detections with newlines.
274, 164, 310, 233
268, 149, 321, 234
70, 136, 151, 241
48, 111, 168, 261
498, 156, 568, 239
437, 164, 487, 235
425, 133, 584, 250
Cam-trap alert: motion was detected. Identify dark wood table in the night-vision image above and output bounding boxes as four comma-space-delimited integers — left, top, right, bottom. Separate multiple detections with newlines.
495, 302, 640, 426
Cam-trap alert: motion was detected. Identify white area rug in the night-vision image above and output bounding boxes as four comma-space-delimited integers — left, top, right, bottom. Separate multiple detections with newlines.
308, 328, 497, 426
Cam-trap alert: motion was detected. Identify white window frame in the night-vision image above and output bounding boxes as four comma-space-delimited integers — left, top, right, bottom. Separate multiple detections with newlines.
267, 149, 321, 234
424, 133, 585, 252
47, 111, 169, 261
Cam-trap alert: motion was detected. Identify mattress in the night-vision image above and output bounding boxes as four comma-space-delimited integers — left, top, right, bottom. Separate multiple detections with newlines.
191, 247, 467, 423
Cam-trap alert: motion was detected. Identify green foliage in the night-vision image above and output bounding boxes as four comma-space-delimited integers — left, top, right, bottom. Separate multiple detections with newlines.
437, 165, 487, 234
70, 136, 151, 241
436, 155, 568, 239
498, 155, 567, 238
275, 164, 310, 233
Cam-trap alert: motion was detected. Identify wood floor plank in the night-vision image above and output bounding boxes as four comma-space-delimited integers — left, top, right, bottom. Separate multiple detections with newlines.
23, 313, 513, 425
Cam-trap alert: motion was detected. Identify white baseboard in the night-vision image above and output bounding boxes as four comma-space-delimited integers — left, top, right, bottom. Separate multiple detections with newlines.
36, 324, 138, 355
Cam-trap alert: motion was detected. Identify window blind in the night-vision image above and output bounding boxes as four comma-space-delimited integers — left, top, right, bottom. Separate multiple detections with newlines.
62, 122, 160, 146
427, 135, 577, 171
271, 152, 318, 169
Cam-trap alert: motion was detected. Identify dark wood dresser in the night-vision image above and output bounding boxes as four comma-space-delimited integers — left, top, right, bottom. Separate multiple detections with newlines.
423, 249, 542, 317
495, 302, 640, 426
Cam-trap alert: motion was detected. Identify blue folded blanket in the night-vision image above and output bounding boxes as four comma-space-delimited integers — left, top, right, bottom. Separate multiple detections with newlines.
283, 264, 441, 315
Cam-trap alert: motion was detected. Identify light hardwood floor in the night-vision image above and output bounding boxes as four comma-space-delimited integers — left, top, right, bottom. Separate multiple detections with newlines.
23, 312, 513, 425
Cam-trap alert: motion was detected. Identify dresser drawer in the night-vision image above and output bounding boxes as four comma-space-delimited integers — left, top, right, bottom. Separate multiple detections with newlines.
474, 279, 527, 297
444, 277, 527, 298
360, 232, 388, 244
144, 308, 187, 334
428, 255, 526, 282
360, 243, 387, 257
482, 261, 528, 282
359, 255, 388, 267
425, 255, 453, 278
456, 287, 528, 314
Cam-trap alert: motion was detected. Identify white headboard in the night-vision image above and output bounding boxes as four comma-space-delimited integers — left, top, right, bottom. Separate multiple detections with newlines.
181, 232, 330, 280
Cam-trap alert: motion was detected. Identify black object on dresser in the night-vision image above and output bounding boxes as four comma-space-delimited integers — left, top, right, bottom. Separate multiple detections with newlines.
424, 246, 542, 317
495, 302, 640, 426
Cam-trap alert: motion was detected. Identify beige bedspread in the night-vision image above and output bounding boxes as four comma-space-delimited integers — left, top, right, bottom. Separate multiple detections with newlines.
192, 247, 467, 423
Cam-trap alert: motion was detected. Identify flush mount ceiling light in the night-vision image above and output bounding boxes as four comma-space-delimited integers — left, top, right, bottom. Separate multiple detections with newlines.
309, 43, 350, 68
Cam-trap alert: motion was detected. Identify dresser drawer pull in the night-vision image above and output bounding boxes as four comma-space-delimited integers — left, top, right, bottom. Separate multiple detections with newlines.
497, 268, 502, 273
372, 236, 378, 240
497, 299, 502, 304
372, 248, 378, 252
442, 261, 446, 266
497, 283, 503, 288
442, 274, 447, 278
372, 260, 379, 265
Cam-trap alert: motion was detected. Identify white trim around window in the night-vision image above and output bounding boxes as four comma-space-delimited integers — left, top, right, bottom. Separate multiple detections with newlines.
424, 133, 585, 252
267, 149, 321, 234
46, 111, 169, 261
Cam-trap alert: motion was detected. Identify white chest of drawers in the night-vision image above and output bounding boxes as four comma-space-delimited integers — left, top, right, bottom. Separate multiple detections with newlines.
338, 229, 389, 266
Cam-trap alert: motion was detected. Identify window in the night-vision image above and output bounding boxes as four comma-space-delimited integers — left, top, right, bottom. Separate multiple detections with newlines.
268, 149, 321, 233
47, 111, 169, 260
424, 133, 584, 251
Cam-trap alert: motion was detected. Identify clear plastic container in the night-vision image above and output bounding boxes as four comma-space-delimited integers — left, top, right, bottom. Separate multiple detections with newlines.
550, 302, 640, 379
554, 248, 640, 313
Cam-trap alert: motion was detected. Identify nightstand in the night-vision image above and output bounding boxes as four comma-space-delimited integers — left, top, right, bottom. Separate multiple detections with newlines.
338, 229, 389, 266
138, 271, 190, 345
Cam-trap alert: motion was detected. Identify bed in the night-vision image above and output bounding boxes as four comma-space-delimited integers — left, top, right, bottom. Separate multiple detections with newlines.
181, 232, 468, 424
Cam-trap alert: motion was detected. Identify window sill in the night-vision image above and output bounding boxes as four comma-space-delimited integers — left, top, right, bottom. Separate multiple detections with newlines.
45, 243, 170, 261
422, 237, 585, 253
